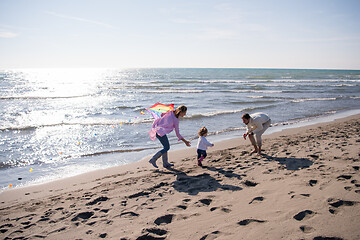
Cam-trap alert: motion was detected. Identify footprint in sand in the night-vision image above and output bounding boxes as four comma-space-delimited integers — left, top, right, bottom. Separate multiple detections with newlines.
300, 225, 314, 233
238, 219, 267, 226
145, 228, 168, 236
293, 210, 315, 221
308, 179, 318, 186
308, 154, 319, 159
99, 233, 107, 238
71, 211, 94, 222
328, 198, 358, 214
198, 198, 212, 206
291, 193, 311, 199
154, 214, 174, 226
128, 191, 151, 199
328, 199, 358, 208
353, 181, 360, 193
175, 205, 187, 210
37, 217, 50, 223
210, 207, 232, 213
249, 197, 264, 204
86, 196, 109, 206
135, 234, 166, 240
49, 226, 67, 234
313, 236, 343, 240
169, 198, 192, 211
135, 227, 168, 240
200, 230, 221, 240
243, 180, 258, 187
337, 175, 352, 181
120, 211, 140, 218
0, 223, 13, 234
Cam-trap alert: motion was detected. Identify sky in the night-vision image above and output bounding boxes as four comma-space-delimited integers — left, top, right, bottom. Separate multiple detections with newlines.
0, 0, 359, 69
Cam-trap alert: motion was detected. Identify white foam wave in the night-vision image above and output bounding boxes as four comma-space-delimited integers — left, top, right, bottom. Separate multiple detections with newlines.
200, 80, 250, 84
247, 96, 265, 99
187, 105, 275, 119
0, 118, 154, 131
271, 79, 360, 83
247, 96, 288, 100
231, 90, 283, 93
330, 84, 357, 87
291, 98, 337, 103
191, 109, 244, 118
142, 89, 203, 93
0, 94, 92, 100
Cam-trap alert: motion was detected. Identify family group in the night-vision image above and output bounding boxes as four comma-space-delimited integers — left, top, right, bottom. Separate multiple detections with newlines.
148, 105, 271, 168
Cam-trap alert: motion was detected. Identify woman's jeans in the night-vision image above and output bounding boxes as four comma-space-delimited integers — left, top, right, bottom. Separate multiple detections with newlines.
156, 134, 170, 154
149, 134, 172, 167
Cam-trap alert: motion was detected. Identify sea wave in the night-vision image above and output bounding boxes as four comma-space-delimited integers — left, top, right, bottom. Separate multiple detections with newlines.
0, 158, 32, 169
330, 84, 358, 87
200, 80, 250, 84
189, 110, 244, 119
1, 105, 281, 131
247, 96, 289, 100
271, 79, 360, 83
0, 162, 13, 169
142, 89, 203, 93
245, 76, 276, 80
0, 147, 155, 169
186, 105, 277, 120
163, 80, 207, 84
291, 98, 337, 103
79, 147, 155, 158
0, 94, 92, 100
0, 118, 155, 131
229, 90, 284, 93
229, 100, 278, 105
121, 78, 360, 86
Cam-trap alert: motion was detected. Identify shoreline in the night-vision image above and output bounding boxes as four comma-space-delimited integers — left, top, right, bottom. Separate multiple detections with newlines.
1, 112, 359, 202
0, 113, 359, 239
1, 109, 359, 191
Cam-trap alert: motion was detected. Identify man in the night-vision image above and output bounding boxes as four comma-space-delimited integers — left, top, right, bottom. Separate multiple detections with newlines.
242, 112, 271, 155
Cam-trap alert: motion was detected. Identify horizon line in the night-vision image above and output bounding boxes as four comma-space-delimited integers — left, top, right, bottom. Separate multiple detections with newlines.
1, 67, 359, 71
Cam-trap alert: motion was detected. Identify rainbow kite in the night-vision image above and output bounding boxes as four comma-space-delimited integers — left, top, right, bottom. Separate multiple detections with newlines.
146, 103, 174, 119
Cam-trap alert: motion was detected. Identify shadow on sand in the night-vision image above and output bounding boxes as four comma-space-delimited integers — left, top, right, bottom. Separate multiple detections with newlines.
261, 154, 314, 170
157, 167, 243, 195
154, 152, 313, 195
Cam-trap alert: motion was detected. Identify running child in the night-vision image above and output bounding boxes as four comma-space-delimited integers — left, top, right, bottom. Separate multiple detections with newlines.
196, 127, 214, 166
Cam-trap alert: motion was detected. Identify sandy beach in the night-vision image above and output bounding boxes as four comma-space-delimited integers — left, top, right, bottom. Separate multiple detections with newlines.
1, 114, 359, 240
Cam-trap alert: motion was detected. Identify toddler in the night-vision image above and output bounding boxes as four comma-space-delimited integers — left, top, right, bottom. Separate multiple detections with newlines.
196, 127, 214, 166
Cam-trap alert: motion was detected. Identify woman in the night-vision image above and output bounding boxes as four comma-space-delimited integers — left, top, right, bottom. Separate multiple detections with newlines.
148, 105, 191, 168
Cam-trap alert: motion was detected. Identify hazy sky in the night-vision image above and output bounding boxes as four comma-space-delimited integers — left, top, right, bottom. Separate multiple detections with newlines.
1, 0, 359, 69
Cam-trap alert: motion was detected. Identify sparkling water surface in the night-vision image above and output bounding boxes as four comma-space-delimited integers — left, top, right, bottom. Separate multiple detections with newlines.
1, 68, 359, 189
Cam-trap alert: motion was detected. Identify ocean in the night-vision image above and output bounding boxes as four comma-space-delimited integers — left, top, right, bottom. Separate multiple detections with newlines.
1, 68, 360, 190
